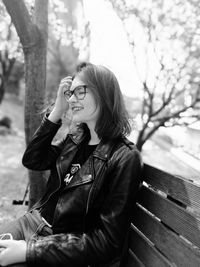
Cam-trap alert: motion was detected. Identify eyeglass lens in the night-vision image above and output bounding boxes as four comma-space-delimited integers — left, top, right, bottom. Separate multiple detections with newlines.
64, 86, 86, 100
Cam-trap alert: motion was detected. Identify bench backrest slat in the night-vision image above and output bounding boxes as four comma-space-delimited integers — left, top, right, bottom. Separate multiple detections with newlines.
126, 249, 145, 267
132, 205, 200, 267
143, 164, 200, 212
124, 164, 200, 267
138, 185, 200, 248
129, 224, 173, 267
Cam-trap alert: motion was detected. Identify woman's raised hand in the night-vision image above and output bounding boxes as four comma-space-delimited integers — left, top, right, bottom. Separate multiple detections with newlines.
48, 76, 73, 123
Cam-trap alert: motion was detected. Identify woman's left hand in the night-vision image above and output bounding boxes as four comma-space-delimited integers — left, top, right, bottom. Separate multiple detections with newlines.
0, 240, 27, 266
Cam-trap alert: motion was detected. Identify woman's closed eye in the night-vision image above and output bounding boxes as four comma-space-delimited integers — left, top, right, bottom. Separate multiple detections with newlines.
76, 89, 85, 95
64, 85, 87, 100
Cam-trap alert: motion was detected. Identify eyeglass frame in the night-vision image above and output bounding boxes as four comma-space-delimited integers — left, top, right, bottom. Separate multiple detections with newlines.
64, 85, 88, 100
0, 233, 13, 240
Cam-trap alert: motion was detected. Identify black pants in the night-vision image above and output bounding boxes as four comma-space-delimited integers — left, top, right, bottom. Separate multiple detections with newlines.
0, 210, 52, 267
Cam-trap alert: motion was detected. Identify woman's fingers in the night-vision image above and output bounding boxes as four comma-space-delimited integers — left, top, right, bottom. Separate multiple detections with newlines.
58, 76, 73, 96
0, 240, 9, 253
0, 240, 26, 266
59, 76, 72, 87
0, 240, 8, 247
60, 76, 72, 81
48, 76, 73, 122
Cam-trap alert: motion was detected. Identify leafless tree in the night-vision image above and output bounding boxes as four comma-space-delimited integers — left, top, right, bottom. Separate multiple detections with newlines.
109, 0, 200, 151
3, 0, 49, 208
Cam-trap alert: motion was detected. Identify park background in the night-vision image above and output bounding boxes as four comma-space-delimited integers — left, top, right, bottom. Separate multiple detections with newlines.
0, 0, 199, 226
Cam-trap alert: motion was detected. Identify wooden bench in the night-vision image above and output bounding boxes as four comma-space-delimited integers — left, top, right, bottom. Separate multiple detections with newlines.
122, 163, 200, 267
11, 163, 200, 266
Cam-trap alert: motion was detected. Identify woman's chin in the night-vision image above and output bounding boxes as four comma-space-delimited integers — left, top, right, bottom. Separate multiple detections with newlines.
71, 115, 82, 123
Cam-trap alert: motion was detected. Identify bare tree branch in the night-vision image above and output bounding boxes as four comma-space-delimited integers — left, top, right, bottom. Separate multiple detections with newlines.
3, 0, 38, 51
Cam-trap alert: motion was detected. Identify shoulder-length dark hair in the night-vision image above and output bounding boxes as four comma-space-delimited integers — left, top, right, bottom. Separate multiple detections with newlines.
75, 62, 131, 141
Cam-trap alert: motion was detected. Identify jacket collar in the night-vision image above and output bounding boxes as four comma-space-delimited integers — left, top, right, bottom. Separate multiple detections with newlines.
68, 129, 117, 161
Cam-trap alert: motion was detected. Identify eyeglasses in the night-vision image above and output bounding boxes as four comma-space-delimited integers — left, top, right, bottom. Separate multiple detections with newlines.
64, 85, 87, 100
0, 233, 13, 240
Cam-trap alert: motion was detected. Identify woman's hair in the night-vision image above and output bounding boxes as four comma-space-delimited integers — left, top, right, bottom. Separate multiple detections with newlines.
75, 62, 131, 140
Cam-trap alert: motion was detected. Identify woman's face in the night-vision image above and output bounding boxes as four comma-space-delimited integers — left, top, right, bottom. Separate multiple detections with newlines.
67, 76, 99, 127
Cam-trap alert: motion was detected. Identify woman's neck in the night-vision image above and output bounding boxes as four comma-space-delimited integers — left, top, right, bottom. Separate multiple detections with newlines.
87, 124, 101, 145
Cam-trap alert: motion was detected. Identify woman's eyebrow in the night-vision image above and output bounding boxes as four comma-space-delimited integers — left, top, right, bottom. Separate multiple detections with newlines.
70, 85, 86, 91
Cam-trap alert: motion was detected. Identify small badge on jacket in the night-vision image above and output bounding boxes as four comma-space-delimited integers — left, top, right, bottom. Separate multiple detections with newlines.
64, 163, 81, 185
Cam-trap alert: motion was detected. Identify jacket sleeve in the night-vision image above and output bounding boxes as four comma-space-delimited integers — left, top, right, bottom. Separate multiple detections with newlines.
22, 115, 64, 171
26, 147, 143, 267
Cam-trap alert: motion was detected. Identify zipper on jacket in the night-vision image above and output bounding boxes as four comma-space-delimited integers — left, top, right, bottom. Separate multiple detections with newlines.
33, 161, 62, 212
85, 158, 96, 216
83, 164, 106, 233
50, 160, 65, 226
85, 161, 106, 215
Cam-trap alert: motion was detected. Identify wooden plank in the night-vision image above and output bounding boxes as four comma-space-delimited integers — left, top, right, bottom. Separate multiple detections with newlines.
132, 205, 200, 267
138, 186, 200, 248
129, 224, 174, 267
143, 164, 200, 212
126, 249, 145, 267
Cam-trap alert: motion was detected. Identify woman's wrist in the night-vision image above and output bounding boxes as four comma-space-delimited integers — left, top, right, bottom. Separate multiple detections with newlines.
48, 109, 63, 123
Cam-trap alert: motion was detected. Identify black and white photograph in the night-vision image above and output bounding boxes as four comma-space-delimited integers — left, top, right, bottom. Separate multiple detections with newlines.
0, 0, 199, 266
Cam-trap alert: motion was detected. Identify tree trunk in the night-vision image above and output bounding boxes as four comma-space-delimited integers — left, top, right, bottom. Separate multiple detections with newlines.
0, 78, 5, 104
3, 0, 48, 208
24, 32, 48, 208
0, 52, 16, 104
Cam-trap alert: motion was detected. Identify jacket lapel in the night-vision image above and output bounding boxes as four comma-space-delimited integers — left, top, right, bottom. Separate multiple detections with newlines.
57, 130, 120, 192
64, 155, 94, 189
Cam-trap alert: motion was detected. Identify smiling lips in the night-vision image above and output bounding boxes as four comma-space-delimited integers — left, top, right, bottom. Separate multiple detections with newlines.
71, 107, 83, 112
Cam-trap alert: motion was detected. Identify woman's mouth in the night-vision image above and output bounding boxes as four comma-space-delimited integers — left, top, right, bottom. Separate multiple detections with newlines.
72, 107, 83, 112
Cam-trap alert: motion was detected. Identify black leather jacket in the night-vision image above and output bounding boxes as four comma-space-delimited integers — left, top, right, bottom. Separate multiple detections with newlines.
22, 116, 143, 267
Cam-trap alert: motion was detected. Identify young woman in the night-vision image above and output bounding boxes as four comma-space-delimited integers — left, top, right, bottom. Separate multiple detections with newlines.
0, 63, 142, 267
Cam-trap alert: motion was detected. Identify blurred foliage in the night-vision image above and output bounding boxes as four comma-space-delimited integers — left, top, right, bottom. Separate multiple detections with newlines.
46, 0, 90, 101
108, 0, 200, 150
0, 2, 23, 103
0, 0, 90, 103
2, 0, 199, 151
